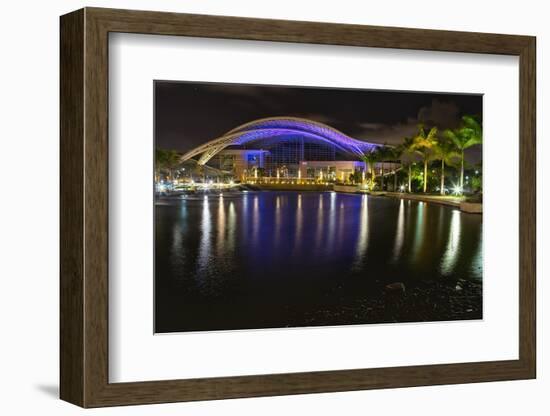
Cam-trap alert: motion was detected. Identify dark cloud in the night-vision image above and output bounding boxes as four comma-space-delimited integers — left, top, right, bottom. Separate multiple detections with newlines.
353, 117, 418, 145
418, 99, 461, 129
350, 99, 467, 146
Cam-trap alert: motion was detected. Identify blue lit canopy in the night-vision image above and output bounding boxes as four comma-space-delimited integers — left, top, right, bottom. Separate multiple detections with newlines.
180, 117, 381, 165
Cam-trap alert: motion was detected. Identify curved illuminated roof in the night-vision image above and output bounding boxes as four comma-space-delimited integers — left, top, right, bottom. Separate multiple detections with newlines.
180, 117, 381, 165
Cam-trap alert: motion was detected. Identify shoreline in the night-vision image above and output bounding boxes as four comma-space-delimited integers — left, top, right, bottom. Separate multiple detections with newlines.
156, 186, 482, 213
370, 191, 462, 207
371, 192, 482, 214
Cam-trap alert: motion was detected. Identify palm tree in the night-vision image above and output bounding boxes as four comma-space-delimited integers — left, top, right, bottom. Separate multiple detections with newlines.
362, 150, 379, 187
435, 138, 460, 195
155, 148, 167, 182
398, 136, 416, 192
462, 115, 482, 141
383, 146, 400, 191
155, 148, 180, 182
375, 145, 394, 191
411, 125, 438, 193
443, 115, 482, 189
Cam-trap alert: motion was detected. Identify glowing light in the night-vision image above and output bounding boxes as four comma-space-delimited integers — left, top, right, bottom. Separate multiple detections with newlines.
274, 195, 282, 247
315, 194, 324, 251
392, 199, 405, 262
411, 201, 427, 264
252, 195, 259, 246
180, 117, 381, 165
216, 195, 225, 254
197, 194, 211, 274
294, 194, 303, 255
470, 227, 483, 279
452, 184, 463, 195
400, 184, 405, 192
441, 210, 462, 275
227, 202, 236, 251
353, 194, 369, 270
327, 189, 337, 246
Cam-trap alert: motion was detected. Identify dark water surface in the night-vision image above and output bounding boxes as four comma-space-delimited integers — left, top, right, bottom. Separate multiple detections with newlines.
155, 191, 482, 332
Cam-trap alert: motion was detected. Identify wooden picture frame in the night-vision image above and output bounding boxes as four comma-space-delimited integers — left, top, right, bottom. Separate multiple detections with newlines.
60, 7, 536, 408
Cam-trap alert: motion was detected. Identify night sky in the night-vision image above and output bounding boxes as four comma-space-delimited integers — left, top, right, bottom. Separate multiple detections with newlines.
155, 80, 482, 161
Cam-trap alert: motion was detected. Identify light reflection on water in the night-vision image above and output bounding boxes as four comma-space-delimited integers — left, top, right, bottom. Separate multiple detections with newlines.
315, 193, 324, 252
353, 194, 369, 270
156, 191, 482, 331
227, 201, 236, 253
411, 201, 426, 264
441, 209, 462, 275
392, 198, 405, 263
160, 192, 482, 282
293, 194, 303, 256
252, 195, 259, 247
196, 196, 211, 275
274, 195, 282, 249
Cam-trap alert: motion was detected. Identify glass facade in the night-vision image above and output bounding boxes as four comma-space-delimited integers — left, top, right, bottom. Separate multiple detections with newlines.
242, 136, 337, 177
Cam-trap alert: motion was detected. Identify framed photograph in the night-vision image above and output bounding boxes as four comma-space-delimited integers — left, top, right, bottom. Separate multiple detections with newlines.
60, 7, 536, 407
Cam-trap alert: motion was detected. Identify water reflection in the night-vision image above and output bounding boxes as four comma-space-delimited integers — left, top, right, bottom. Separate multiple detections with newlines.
252, 195, 259, 247
440, 209, 462, 275
293, 194, 303, 256
353, 194, 369, 269
159, 193, 481, 282
156, 192, 482, 331
275, 195, 282, 247
337, 199, 346, 245
470, 225, 483, 278
327, 192, 337, 253
216, 196, 225, 255
315, 193, 324, 252
169, 206, 185, 278
227, 201, 236, 253
241, 192, 249, 238
197, 196, 211, 275
411, 202, 430, 266
392, 199, 405, 263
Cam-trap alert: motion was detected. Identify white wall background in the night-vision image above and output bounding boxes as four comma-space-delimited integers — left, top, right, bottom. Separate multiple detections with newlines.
0, 0, 546, 414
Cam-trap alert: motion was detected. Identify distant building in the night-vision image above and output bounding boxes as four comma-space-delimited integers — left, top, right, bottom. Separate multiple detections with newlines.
182, 116, 398, 183
208, 149, 269, 180
209, 146, 399, 183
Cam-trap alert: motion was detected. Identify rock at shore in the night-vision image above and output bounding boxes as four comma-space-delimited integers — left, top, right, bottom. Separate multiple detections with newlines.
385, 282, 406, 294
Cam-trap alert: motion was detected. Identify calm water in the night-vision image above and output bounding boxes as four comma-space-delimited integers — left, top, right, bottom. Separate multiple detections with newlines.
155, 191, 482, 332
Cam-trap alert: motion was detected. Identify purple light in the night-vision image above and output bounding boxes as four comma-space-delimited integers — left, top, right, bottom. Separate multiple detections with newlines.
230, 118, 379, 155
181, 117, 381, 164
